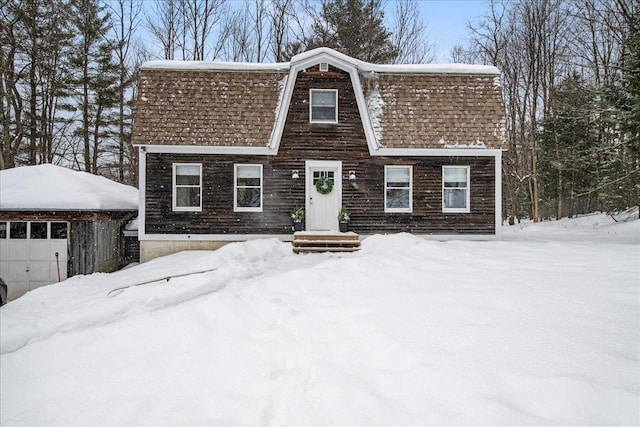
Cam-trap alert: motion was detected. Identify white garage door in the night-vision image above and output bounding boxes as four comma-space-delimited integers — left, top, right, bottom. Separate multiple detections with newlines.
0, 221, 68, 300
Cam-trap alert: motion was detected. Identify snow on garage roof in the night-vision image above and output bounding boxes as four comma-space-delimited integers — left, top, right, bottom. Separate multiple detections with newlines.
0, 164, 138, 211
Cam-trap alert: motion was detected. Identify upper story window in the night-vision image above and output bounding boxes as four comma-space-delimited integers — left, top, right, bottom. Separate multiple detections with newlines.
310, 89, 338, 123
234, 164, 263, 212
385, 165, 413, 213
173, 163, 202, 212
442, 166, 470, 213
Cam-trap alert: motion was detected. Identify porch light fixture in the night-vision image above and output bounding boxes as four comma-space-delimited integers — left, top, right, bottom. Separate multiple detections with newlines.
292, 170, 299, 180
348, 170, 357, 181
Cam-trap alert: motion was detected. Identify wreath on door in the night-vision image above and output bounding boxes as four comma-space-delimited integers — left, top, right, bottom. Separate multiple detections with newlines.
315, 176, 334, 195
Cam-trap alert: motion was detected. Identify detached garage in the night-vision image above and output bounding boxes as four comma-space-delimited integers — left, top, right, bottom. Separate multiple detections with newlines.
0, 165, 138, 302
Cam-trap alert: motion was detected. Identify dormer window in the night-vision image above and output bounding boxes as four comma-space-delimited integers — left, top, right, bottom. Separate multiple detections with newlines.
310, 89, 338, 123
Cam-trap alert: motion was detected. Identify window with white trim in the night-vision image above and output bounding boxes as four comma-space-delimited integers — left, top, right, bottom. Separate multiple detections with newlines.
310, 89, 337, 123
385, 166, 412, 212
173, 163, 202, 211
442, 166, 470, 213
234, 164, 263, 211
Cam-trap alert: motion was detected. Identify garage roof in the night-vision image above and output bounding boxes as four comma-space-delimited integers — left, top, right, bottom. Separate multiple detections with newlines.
0, 165, 138, 211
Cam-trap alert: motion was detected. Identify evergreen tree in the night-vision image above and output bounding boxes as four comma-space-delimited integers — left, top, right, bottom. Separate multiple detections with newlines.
538, 74, 599, 218
1, 0, 73, 168
68, 0, 119, 174
601, 30, 640, 214
302, 0, 398, 63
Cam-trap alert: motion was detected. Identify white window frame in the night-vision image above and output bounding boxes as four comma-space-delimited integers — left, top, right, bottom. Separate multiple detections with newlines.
309, 89, 338, 123
442, 166, 470, 213
384, 165, 413, 213
172, 163, 202, 212
234, 164, 263, 212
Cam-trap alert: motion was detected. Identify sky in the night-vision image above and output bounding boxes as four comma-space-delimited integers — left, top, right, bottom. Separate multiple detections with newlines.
415, 0, 488, 62
135, 0, 490, 64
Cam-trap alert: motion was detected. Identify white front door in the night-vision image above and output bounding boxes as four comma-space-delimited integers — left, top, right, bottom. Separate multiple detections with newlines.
306, 160, 342, 231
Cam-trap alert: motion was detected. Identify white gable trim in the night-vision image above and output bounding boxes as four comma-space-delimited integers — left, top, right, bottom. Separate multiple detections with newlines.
138, 144, 503, 158
268, 49, 380, 155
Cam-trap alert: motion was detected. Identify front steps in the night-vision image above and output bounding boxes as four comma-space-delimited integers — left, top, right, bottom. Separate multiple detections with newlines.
292, 231, 361, 253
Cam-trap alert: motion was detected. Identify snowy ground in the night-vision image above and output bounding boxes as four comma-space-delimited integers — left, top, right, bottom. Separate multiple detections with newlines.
1, 211, 639, 426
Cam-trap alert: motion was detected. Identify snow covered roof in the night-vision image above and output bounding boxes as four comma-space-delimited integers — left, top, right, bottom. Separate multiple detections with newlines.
133, 47, 506, 152
0, 164, 139, 211
141, 47, 499, 75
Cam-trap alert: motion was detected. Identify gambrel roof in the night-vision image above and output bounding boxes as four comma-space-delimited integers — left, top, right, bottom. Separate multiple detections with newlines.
133, 47, 506, 155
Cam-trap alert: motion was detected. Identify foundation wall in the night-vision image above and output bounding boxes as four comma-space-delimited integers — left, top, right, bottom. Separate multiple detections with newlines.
140, 240, 230, 263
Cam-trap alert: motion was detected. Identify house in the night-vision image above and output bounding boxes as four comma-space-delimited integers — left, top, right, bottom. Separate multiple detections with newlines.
0, 164, 138, 301
132, 47, 506, 262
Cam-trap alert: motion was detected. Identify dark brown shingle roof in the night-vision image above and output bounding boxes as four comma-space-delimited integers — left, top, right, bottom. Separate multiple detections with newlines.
132, 48, 506, 152
363, 73, 505, 149
133, 70, 286, 147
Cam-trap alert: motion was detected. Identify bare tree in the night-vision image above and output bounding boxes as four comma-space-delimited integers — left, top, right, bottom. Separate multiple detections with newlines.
390, 0, 436, 64
251, 0, 268, 62
268, 0, 304, 62
181, 0, 227, 60
146, 0, 182, 60
448, 44, 475, 63
223, 5, 254, 61
468, 0, 572, 222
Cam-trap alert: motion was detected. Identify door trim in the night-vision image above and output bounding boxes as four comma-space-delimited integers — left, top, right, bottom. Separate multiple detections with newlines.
305, 160, 342, 231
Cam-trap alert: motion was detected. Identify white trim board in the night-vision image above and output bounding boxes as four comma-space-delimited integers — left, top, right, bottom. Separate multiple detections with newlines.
136, 144, 504, 158
139, 233, 500, 242
140, 234, 296, 242
138, 147, 147, 242
495, 149, 503, 236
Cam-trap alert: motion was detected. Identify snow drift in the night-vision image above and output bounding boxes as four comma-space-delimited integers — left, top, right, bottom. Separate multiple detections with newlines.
1, 212, 638, 425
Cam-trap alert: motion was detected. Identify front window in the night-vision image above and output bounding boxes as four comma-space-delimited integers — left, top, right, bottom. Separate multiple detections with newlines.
385, 166, 412, 213
443, 166, 470, 213
310, 89, 338, 123
234, 164, 263, 212
173, 163, 202, 211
